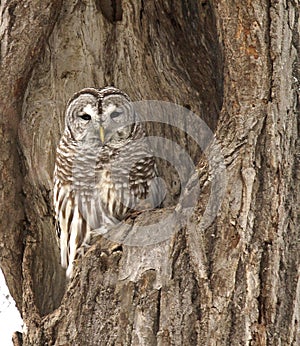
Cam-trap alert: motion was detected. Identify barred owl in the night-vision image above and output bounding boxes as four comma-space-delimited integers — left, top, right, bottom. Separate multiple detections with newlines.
53, 87, 162, 278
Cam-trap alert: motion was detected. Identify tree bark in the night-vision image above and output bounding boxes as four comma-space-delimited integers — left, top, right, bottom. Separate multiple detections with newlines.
0, 0, 299, 345
0, 0, 63, 315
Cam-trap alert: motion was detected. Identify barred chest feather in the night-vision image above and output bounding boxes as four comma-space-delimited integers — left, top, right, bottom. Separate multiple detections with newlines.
55, 131, 156, 231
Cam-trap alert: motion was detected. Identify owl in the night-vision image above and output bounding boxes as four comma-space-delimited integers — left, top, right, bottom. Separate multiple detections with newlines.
53, 86, 162, 278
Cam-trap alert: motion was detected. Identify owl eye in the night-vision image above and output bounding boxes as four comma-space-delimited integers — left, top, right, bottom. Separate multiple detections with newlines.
79, 114, 91, 121
110, 110, 123, 119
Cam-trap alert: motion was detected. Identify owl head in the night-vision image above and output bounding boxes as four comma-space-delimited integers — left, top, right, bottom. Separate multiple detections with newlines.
65, 86, 136, 147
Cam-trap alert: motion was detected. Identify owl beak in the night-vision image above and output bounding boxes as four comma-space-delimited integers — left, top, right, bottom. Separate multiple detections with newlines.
99, 126, 105, 143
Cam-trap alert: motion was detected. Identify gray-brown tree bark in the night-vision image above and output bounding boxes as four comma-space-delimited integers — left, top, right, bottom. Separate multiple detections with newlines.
0, 0, 299, 345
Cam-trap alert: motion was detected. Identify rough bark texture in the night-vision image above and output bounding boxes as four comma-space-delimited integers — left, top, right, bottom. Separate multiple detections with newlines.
0, 0, 299, 345
0, 0, 64, 314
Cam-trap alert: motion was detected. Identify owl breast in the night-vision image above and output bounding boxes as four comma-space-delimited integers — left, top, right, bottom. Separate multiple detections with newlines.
96, 167, 131, 221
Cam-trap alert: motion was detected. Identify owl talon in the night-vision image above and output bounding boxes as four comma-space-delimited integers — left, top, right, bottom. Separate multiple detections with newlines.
93, 226, 109, 235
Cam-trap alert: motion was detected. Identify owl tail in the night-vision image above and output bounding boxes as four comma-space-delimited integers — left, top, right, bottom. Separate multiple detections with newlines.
66, 261, 74, 279
65, 234, 78, 278
61, 206, 82, 279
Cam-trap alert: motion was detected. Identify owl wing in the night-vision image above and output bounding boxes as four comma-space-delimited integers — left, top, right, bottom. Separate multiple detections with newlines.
53, 178, 91, 277
129, 156, 165, 211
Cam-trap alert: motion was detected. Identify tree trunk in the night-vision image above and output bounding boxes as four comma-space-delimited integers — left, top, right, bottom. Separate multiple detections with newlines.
0, 0, 299, 345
